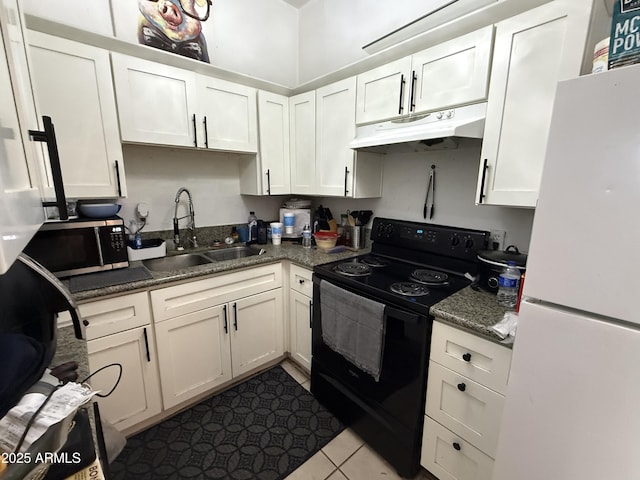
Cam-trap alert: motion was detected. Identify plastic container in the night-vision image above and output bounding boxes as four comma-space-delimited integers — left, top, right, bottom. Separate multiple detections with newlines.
270, 222, 283, 245
283, 212, 295, 234
314, 231, 339, 250
248, 211, 258, 243
497, 260, 520, 308
302, 224, 312, 248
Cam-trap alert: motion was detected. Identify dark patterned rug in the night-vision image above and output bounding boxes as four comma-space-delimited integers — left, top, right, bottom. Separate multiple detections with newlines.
110, 365, 344, 480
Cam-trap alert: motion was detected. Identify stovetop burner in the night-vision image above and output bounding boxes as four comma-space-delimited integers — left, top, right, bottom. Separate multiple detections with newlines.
360, 255, 390, 268
390, 282, 430, 297
335, 262, 372, 277
410, 269, 450, 286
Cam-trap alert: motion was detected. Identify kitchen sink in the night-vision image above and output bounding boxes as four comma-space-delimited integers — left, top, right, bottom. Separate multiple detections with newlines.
203, 245, 260, 262
143, 253, 213, 272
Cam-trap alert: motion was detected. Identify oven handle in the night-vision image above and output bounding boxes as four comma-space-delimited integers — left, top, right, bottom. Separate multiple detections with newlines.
313, 277, 423, 324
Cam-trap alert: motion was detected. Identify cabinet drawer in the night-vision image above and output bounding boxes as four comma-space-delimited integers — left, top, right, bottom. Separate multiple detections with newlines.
151, 263, 282, 322
290, 264, 312, 297
426, 361, 504, 458
60, 292, 151, 340
430, 321, 512, 395
421, 416, 494, 480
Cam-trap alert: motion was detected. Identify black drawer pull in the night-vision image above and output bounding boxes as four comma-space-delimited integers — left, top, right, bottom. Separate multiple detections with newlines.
457, 383, 466, 392
453, 442, 461, 451
82, 319, 89, 327
462, 353, 472, 362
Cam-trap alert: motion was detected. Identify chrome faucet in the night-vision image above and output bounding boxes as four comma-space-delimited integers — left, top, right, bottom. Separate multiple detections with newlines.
173, 187, 198, 250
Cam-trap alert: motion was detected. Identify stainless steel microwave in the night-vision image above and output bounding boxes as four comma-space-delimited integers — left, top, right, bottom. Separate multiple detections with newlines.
24, 218, 128, 278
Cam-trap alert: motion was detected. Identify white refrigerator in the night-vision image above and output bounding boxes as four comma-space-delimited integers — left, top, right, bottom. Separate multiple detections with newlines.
492, 64, 640, 480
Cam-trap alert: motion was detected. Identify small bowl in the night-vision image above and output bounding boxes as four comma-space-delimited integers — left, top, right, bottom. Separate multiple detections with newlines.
77, 203, 122, 219
314, 232, 338, 250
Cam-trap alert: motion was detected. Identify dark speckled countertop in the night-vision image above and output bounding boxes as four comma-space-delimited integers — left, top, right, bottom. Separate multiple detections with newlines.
65, 242, 368, 302
431, 286, 513, 347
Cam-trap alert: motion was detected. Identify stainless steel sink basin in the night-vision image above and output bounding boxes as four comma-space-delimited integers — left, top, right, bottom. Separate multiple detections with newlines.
143, 253, 213, 272
203, 245, 260, 262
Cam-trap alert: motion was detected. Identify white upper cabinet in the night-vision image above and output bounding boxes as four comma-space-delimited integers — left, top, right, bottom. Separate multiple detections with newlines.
196, 75, 258, 153
112, 53, 197, 148
476, 0, 595, 207
356, 26, 494, 125
289, 91, 316, 195
111, 53, 257, 153
240, 90, 290, 195
0, 0, 45, 274
28, 32, 126, 199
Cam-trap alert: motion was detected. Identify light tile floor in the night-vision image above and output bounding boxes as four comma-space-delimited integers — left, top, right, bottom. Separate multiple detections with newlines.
280, 360, 437, 480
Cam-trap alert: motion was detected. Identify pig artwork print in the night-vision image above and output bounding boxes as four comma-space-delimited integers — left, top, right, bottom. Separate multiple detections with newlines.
138, 0, 212, 63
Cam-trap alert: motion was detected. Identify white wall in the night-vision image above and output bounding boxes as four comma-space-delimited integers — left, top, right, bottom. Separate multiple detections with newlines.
297, 0, 440, 84
24, 0, 299, 87
118, 145, 283, 235
319, 140, 535, 251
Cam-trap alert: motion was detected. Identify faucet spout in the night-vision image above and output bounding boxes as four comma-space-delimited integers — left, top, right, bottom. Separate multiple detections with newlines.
173, 187, 198, 250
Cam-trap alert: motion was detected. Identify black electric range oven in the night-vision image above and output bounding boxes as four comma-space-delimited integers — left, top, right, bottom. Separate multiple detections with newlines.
311, 217, 489, 478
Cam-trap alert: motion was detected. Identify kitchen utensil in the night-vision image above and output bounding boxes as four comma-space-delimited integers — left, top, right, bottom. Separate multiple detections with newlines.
347, 210, 356, 226
356, 210, 373, 225
423, 165, 435, 219
77, 203, 121, 219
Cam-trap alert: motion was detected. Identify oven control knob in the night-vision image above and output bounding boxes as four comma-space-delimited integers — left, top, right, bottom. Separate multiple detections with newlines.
450, 235, 460, 247
464, 238, 474, 249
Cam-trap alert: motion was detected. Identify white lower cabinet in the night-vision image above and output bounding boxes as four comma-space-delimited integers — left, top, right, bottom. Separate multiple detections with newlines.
83, 293, 162, 432
288, 264, 313, 372
421, 321, 512, 480
150, 263, 284, 409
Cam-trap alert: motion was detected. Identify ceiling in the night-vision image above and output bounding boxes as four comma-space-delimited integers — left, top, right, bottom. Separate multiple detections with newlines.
281, 0, 312, 8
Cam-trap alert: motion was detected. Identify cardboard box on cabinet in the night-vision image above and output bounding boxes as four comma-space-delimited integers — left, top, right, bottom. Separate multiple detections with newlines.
609, 0, 640, 69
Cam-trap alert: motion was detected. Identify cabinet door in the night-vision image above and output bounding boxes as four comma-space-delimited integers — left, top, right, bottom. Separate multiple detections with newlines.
87, 326, 162, 432
197, 75, 257, 152
477, 1, 593, 207
426, 361, 505, 458
355, 57, 412, 125
0, 0, 45, 273
316, 77, 356, 197
111, 52, 197, 147
257, 90, 290, 194
289, 290, 312, 372
289, 91, 316, 195
421, 416, 494, 480
231, 289, 284, 377
28, 32, 126, 198
155, 305, 232, 409
411, 26, 493, 115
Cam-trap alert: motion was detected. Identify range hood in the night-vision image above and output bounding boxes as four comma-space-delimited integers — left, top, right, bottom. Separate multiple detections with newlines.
349, 102, 486, 151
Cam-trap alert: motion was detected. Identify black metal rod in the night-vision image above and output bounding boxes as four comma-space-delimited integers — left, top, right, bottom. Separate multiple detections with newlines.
409, 71, 417, 112
203, 116, 208, 148
266, 169, 271, 195
223, 305, 228, 333
29, 116, 68, 220
309, 300, 313, 329
115, 160, 122, 197
344, 166, 349, 196
398, 74, 405, 114
478, 158, 488, 204
143, 327, 150, 362
192, 113, 198, 147
233, 302, 238, 331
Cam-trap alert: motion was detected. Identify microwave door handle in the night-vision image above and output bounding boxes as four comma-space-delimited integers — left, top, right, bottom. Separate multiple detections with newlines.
29, 116, 69, 220
94, 227, 105, 266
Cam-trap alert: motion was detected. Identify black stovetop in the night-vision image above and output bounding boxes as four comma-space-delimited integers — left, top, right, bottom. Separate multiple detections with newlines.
312, 218, 490, 315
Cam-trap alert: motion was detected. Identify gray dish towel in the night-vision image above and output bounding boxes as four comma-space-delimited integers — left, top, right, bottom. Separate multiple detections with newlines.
320, 280, 386, 382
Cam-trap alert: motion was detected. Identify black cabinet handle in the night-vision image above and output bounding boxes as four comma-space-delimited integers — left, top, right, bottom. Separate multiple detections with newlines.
192, 113, 198, 147
309, 300, 313, 329
233, 302, 238, 331
478, 158, 488, 204
409, 70, 417, 112
266, 169, 271, 195
462, 353, 472, 362
398, 74, 405, 114
453, 442, 461, 451
143, 327, 150, 362
457, 383, 466, 392
114, 160, 123, 197
29, 116, 68, 220
203, 116, 208, 148
344, 166, 350, 196
223, 305, 228, 334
